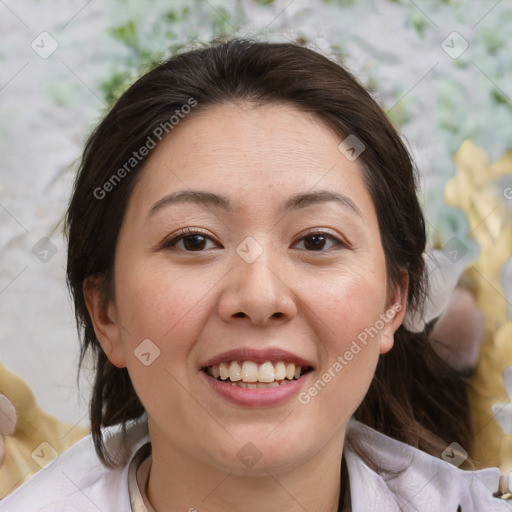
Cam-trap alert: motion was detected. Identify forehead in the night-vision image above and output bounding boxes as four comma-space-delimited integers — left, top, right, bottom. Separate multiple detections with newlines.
129, 102, 374, 218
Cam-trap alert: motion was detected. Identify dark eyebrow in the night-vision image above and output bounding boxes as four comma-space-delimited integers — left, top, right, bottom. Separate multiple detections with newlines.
147, 190, 233, 219
147, 189, 362, 219
281, 190, 362, 217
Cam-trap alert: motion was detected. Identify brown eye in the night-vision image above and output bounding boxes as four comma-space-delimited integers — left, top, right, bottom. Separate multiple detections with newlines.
162, 229, 218, 252
180, 234, 208, 251
304, 234, 329, 251
294, 231, 346, 252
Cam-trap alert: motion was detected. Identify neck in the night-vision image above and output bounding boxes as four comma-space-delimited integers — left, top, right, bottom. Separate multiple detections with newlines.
144, 422, 347, 512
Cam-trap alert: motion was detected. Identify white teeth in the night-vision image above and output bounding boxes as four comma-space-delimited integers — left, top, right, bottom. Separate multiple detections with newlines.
207, 360, 308, 384
219, 362, 230, 380
258, 362, 275, 383
274, 362, 287, 380
229, 361, 242, 381
241, 361, 259, 382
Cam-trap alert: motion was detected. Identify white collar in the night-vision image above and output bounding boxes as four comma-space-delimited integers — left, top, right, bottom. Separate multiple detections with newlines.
344, 419, 510, 511
117, 417, 511, 512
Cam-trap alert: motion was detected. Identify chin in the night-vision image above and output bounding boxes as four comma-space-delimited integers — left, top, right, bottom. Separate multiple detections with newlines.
204, 426, 318, 475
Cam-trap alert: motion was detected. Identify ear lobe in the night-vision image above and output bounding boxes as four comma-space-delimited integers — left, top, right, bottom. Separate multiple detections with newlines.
379, 269, 409, 355
83, 276, 126, 368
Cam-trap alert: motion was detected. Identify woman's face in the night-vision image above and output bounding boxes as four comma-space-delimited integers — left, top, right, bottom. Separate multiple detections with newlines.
87, 102, 406, 474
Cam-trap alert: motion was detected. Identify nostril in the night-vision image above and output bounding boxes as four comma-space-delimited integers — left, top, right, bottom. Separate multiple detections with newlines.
234, 312, 246, 318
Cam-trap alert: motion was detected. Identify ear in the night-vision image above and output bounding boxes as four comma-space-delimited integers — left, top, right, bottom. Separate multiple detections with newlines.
83, 276, 127, 368
379, 269, 409, 355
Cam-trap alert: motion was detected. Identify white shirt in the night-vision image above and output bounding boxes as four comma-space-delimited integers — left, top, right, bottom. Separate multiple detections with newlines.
1, 417, 510, 511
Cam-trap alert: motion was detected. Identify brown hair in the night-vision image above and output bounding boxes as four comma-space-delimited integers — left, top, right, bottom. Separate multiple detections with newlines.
65, 38, 473, 468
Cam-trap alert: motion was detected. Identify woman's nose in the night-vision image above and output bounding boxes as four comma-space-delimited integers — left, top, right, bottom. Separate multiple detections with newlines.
217, 242, 298, 326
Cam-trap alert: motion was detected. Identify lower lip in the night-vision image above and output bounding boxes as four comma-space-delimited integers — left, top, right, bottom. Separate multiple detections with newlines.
200, 371, 310, 407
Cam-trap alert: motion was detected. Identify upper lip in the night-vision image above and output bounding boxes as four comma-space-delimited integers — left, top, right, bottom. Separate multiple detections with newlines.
200, 348, 315, 370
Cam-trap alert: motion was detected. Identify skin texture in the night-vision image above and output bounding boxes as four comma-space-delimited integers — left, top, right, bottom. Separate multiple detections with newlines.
84, 102, 407, 512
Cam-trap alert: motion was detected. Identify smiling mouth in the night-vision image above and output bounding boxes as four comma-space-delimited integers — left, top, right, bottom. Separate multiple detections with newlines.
203, 360, 313, 388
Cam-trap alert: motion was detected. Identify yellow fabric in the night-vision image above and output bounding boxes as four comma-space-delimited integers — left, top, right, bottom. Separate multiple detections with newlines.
444, 140, 512, 472
0, 363, 89, 498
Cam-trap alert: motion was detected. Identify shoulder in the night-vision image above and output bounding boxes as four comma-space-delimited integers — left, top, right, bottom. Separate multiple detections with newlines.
345, 419, 512, 512
0, 418, 149, 511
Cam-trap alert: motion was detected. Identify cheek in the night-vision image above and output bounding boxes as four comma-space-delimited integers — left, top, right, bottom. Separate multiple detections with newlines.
319, 294, 383, 391
115, 258, 209, 340
113, 263, 212, 421
308, 261, 387, 390
113, 257, 234, 397
299, 276, 384, 429
312, 263, 388, 338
